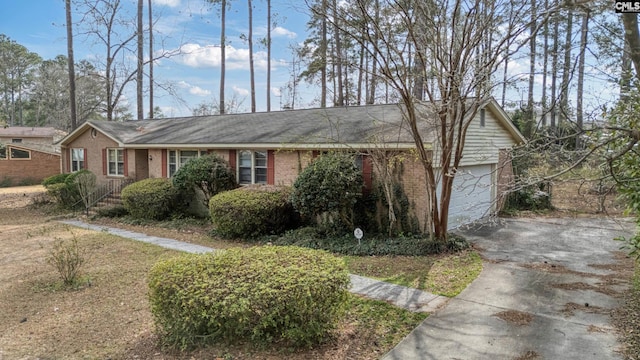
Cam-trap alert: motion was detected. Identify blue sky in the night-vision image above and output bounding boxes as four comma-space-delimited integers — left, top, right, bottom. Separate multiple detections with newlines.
0, 0, 314, 117
0, 1, 621, 122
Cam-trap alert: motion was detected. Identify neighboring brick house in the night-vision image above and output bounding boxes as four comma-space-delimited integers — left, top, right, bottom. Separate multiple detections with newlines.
0, 127, 63, 185
59, 99, 524, 230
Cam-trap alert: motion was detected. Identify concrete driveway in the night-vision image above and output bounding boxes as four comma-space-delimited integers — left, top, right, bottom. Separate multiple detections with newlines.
383, 217, 636, 360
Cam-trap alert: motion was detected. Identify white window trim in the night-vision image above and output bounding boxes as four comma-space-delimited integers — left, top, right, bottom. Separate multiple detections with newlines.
238, 150, 268, 185
107, 148, 125, 176
167, 149, 207, 177
71, 148, 85, 172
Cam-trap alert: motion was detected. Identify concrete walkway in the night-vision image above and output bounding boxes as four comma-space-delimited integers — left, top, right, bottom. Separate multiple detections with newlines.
61, 219, 447, 314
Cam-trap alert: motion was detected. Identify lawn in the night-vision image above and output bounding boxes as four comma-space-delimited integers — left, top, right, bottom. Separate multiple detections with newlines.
1, 191, 484, 359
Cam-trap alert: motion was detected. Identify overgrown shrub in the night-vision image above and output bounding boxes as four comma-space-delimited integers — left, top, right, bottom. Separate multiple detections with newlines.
43, 170, 93, 209
265, 227, 469, 256
121, 178, 180, 220
148, 246, 350, 349
42, 173, 71, 187
172, 154, 237, 209
290, 152, 363, 232
503, 181, 552, 213
209, 185, 297, 238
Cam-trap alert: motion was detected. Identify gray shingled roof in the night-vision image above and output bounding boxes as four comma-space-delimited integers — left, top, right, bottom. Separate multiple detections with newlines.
0, 126, 57, 138
88, 104, 418, 147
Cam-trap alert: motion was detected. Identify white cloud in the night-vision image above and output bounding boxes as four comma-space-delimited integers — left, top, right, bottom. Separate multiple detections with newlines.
271, 87, 281, 97
153, 0, 180, 7
233, 85, 250, 96
176, 43, 283, 71
272, 26, 297, 39
190, 86, 212, 96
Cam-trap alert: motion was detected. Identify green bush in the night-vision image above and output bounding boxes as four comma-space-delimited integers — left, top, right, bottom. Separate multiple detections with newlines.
148, 246, 350, 349
43, 171, 93, 209
290, 152, 363, 232
209, 185, 297, 238
121, 178, 180, 220
503, 182, 552, 213
266, 227, 469, 256
42, 173, 71, 187
172, 154, 237, 209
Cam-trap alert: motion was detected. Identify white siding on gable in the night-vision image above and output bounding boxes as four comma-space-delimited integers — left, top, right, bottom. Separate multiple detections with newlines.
458, 107, 519, 167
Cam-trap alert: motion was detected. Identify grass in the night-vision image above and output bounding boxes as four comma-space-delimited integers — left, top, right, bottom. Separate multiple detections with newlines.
345, 250, 483, 297
0, 204, 438, 359
613, 260, 640, 359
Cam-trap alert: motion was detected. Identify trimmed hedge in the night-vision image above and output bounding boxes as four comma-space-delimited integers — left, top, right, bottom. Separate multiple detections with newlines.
209, 185, 297, 238
148, 246, 350, 349
172, 154, 237, 209
121, 178, 179, 220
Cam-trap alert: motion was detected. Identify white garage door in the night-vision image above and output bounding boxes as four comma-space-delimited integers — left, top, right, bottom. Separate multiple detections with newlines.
445, 164, 494, 229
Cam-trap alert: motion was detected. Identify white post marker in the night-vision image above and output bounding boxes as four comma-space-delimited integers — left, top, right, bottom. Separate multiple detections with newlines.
354, 227, 363, 245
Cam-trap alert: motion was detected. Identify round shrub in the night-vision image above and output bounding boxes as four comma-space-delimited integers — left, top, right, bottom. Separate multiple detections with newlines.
121, 178, 179, 220
290, 152, 363, 230
209, 185, 297, 238
148, 246, 350, 349
172, 154, 237, 208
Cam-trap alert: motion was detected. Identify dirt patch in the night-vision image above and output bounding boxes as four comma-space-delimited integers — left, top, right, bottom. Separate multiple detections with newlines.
493, 310, 534, 326
0, 185, 48, 208
552, 282, 621, 297
561, 302, 606, 317
513, 350, 540, 360
587, 324, 607, 333
551, 180, 626, 216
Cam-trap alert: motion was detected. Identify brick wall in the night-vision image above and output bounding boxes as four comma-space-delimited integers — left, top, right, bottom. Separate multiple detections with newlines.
496, 149, 514, 211
0, 147, 60, 184
61, 127, 119, 185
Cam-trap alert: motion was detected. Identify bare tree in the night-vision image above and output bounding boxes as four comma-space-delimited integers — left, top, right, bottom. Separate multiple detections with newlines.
137, 0, 144, 120
65, 0, 78, 129
266, 0, 271, 111
313, 0, 548, 239
148, 0, 154, 118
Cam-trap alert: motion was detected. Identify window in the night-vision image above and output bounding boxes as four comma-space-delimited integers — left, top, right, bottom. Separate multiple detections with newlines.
238, 150, 267, 185
71, 148, 85, 172
168, 149, 207, 177
480, 108, 486, 127
107, 148, 124, 176
11, 138, 22, 143
10, 148, 30, 159
0, 147, 5, 159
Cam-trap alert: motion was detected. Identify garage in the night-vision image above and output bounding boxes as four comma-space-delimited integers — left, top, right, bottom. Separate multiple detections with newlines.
446, 164, 494, 229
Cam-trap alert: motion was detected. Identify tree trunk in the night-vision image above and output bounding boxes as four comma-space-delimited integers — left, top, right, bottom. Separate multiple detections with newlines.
540, 0, 548, 127
148, 0, 154, 118
367, 0, 379, 105
137, 0, 144, 120
266, 0, 271, 111
559, 9, 573, 125
550, 17, 559, 128
332, 0, 344, 106
576, 10, 589, 136
248, 0, 256, 112
622, 13, 640, 83
219, 0, 227, 114
320, 0, 327, 108
65, 0, 77, 129
526, 0, 536, 136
